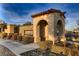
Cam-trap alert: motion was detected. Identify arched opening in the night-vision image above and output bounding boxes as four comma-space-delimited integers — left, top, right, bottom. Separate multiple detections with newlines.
56, 20, 63, 36
37, 20, 48, 41
55, 20, 64, 43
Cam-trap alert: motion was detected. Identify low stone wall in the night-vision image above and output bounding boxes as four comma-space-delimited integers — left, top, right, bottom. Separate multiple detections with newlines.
0, 33, 34, 44
51, 44, 79, 56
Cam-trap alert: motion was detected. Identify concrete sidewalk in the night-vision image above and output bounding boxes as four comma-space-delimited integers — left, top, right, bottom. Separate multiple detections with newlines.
0, 39, 39, 56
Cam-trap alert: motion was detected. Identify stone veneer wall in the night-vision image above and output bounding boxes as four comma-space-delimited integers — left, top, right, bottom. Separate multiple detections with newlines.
32, 12, 65, 45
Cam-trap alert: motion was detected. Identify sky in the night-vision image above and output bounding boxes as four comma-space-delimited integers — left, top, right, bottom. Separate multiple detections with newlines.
0, 3, 79, 31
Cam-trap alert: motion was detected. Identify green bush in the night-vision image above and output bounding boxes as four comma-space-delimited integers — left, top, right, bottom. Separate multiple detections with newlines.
66, 37, 72, 41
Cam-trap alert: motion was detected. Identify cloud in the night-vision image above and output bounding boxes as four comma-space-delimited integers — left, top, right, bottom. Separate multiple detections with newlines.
1, 3, 79, 31
2, 3, 56, 24
65, 17, 78, 31
2, 9, 32, 24
2, 3, 52, 24
0, 4, 4, 20
66, 12, 79, 18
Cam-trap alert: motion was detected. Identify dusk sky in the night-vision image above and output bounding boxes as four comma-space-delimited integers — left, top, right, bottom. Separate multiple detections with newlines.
0, 3, 79, 31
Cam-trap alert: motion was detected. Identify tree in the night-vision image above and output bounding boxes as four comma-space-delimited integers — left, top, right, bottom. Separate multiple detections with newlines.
3, 23, 7, 29
76, 19, 79, 28
22, 21, 32, 26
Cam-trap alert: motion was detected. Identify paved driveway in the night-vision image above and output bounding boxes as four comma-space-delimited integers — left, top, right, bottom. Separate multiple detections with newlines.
0, 39, 39, 56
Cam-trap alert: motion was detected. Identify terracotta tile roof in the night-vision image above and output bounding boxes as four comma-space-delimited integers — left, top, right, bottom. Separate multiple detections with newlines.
31, 9, 66, 18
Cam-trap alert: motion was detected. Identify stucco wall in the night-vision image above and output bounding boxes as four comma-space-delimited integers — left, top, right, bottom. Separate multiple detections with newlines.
33, 14, 49, 42
4, 24, 15, 34
19, 25, 33, 36
54, 13, 65, 42
32, 12, 65, 45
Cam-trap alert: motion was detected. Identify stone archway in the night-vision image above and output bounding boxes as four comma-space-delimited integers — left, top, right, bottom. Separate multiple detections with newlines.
56, 20, 64, 42
37, 20, 48, 41
32, 9, 65, 44
56, 20, 63, 36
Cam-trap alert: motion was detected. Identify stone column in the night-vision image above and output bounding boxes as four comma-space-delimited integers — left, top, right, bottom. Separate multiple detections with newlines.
1, 28, 3, 32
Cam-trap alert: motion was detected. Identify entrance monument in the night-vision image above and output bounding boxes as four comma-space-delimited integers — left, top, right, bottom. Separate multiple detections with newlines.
32, 9, 65, 45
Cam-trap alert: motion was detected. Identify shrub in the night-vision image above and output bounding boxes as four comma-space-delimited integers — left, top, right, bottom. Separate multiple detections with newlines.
72, 43, 78, 49
37, 41, 46, 51
11, 33, 18, 40
45, 40, 53, 49
66, 37, 72, 41
7, 33, 13, 39
17, 34, 22, 41
22, 35, 34, 44
37, 40, 53, 52
0, 33, 2, 38
2, 33, 7, 39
